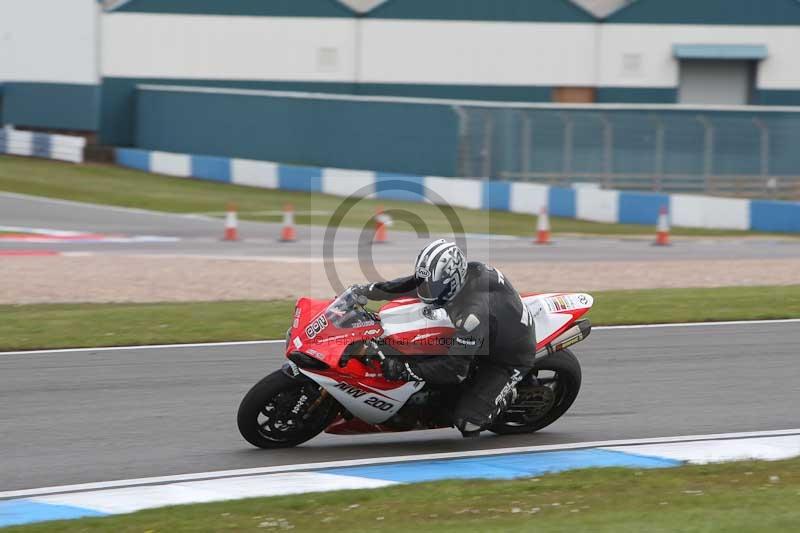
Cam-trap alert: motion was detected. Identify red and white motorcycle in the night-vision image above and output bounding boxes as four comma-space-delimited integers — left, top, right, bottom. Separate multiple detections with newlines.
238, 287, 593, 448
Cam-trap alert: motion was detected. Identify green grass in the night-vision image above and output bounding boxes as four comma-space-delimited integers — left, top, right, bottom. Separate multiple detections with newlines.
2, 285, 798, 351
0, 155, 771, 237
7, 456, 800, 532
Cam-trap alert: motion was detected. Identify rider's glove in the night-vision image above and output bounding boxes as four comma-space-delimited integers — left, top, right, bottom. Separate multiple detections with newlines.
350, 283, 371, 296
381, 356, 424, 382
350, 284, 371, 306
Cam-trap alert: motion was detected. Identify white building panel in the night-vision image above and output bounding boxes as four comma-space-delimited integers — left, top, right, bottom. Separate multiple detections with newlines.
671, 194, 750, 230
0, 0, 99, 84
599, 24, 800, 90
424, 177, 482, 210
151, 151, 190, 177
509, 183, 549, 215
322, 168, 376, 197
231, 159, 278, 189
360, 21, 597, 85
102, 14, 357, 81
576, 187, 619, 223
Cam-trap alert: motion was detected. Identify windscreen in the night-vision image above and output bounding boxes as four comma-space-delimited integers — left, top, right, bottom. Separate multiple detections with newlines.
323, 290, 371, 329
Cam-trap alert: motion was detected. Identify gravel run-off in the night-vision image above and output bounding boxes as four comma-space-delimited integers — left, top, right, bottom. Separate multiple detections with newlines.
4, 254, 800, 304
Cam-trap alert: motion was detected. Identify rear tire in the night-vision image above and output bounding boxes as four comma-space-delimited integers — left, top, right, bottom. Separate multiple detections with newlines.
237, 370, 339, 449
488, 349, 582, 435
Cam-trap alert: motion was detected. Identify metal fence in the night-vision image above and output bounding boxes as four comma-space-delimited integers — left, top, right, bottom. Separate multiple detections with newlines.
453, 105, 800, 199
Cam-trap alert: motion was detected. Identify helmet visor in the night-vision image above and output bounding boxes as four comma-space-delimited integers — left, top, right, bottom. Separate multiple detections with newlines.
416, 277, 446, 304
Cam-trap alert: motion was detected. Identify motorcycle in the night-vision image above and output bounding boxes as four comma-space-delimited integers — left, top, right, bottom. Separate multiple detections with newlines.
238, 287, 593, 448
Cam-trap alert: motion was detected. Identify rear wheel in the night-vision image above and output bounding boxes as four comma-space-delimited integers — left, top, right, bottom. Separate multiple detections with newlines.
237, 370, 339, 449
488, 349, 582, 435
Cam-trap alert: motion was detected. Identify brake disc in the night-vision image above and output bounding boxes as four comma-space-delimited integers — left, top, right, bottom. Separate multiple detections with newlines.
507, 384, 556, 420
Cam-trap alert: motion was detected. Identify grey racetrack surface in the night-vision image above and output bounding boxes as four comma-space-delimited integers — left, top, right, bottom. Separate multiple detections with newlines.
3, 192, 800, 263
1, 322, 798, 492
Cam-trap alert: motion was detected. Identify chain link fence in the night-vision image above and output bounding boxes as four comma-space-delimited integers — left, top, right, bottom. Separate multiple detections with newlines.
453, 105, 800, 199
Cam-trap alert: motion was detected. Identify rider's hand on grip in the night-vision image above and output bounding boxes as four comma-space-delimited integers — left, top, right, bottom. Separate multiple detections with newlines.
381, 356, 412, 382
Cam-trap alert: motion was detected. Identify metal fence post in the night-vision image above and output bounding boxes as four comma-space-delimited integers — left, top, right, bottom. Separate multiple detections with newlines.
650, 115, 665, 192
753, 117, 772, 198
520, 111, 532, 181
451, 105, 470, 177
559, 112, 573, 187
481, 109, 494, 178
696, 115, 714, 194
599, 114, 613, 189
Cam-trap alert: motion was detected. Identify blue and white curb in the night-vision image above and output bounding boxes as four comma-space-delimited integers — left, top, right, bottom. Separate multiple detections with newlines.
1, 127, 85, 164
2, 429, 799, 528
115, 147, 800, 234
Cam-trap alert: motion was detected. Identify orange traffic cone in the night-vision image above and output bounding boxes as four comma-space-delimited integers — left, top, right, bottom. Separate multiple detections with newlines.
654, 205, 671, 246
223, 203, 239, 241
280, 204, 297, 242
374, 206, 391, 244
535, 206, 551, 245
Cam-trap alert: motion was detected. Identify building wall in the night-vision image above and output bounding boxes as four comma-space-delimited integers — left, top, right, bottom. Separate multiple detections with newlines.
0, 0, 100, 131
359, 21, 597, 86
102, 14, 358, 81
4, 0, 800, 142
598, 24, 800, 92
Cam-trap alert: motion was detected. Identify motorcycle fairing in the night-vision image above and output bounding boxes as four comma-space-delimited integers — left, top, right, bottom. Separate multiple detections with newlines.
378, 292, 593, 352
288, 297, 384, 367
298, 368, 425, 424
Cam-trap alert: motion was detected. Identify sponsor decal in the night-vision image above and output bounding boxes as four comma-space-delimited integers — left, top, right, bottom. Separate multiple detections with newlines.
577, 294, 589, 306
334, 381, 368, 398
291, 394, 308, 414
305, 315, 328, 339
546, 295, 576, 313
416, 266, 431, 278
306, 348, 325, 359
292, 337, 302, 350
363, 329, 381, 336
292, 307, 302, 328
352, 320, 376, 328
455, 336, 477, 346
333, 382, 396, 411
494, 369, 524, 406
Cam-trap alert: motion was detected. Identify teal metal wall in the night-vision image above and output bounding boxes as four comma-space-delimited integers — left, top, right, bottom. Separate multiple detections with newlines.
112, 0, 354, 16
134, 87, 460, 176
366, 0, 595, 21
1, 82, 100, 132
101, 78, 565, 146
607, 0, 800, 24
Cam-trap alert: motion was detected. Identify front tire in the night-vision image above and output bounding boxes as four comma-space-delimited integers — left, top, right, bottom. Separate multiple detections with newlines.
488, 349, 582, 435
237, 370, 339, 449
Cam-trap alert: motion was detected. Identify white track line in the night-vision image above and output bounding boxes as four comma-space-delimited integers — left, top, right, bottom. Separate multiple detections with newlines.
0, 191, 215, 221
0, 340, 282, 356
2, 318, 798, 356
594, 318, 800, 330
3, 428, 798, 500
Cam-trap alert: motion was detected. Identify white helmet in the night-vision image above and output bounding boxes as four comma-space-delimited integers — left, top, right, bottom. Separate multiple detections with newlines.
414, 239, 467, 305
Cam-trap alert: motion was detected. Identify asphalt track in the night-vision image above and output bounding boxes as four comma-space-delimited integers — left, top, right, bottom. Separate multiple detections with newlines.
3, 192, 800, 263
2, 321, 798, 492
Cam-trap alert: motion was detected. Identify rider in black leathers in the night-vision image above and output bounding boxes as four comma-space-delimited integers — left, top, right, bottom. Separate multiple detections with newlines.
354, 239, 536, 437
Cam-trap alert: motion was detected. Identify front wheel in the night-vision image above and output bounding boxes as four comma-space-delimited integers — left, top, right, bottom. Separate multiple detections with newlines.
488, 349, 582, 435
237, 370, 339, 449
